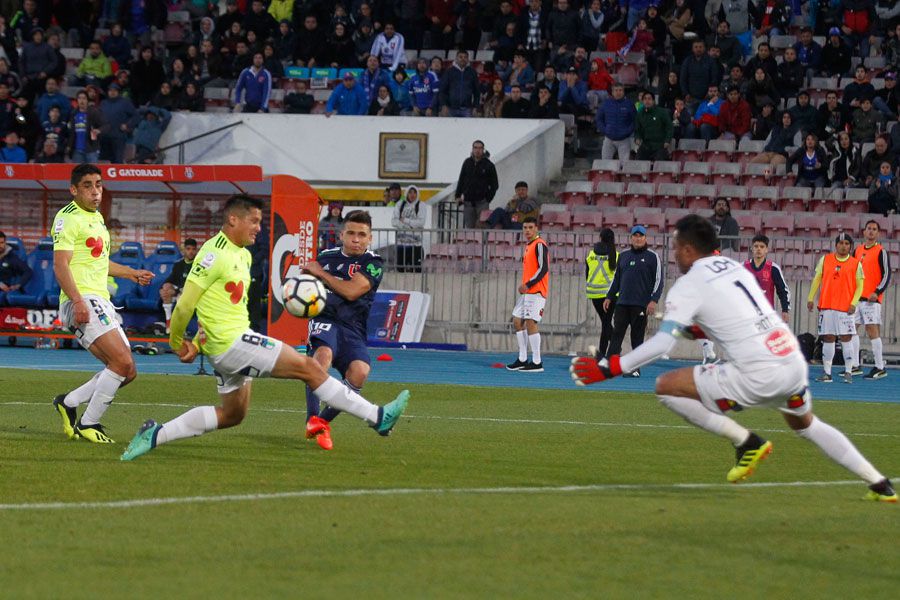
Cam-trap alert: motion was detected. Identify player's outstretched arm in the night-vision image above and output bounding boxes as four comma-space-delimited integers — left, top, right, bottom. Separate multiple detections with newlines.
303, 261, 372, 302
169, 281, 204, 361
570, 322, 683, 386
109, 260, 154, 286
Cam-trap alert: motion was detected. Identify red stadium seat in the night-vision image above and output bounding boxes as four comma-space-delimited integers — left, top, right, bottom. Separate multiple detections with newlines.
557, 181, 593, 207
588, 159, 620, 185
840, 188, 869, 214
592, 181, 624, 208
733, 211, 762, 236
681, 161, 711, 186
542, 210, 571, 231
571, 210, 602, 232
777, 187, 811, 212
794, 213, 828, 237
705, 139, 736, 163
664, 207, 692, 227
761, 212, 794, 237
747, 186, 778, 211
810, 187, 842, 213
487, 230, 520, 246
672, 138, 706, 162
623, 182, 655, 208
827, 214, 860, 237
649, 161, 680, 184
601, 211, 634, 234
736, 139, 766, 163
633, 208, 666, 232
711, 162, 742, 187
719, 184, 749, 209
684, 184, 717, 211
655, 183, 685, 209
621, 160, 652, 184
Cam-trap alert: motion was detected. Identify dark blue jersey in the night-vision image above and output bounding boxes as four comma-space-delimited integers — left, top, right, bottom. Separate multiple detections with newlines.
316, 247, 384, 336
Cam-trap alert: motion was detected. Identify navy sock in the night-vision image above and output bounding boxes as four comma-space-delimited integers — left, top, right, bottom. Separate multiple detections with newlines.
319, 379, 359, 422
305, 384, 320, 422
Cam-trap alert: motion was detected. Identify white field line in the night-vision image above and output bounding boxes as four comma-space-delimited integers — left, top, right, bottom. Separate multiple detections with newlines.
0, 479, 876, 511
2, 401, 898, 438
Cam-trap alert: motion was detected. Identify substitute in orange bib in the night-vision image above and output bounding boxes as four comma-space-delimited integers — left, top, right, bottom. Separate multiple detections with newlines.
506, 216, 549, 373
848, 220, 890, 380
807, 233, 864, 384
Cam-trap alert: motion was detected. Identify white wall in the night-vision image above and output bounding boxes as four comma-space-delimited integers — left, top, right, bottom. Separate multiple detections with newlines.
161, 114, 565, 212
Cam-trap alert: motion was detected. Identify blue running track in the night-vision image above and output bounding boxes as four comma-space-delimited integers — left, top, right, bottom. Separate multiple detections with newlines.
0, 346, 897, 403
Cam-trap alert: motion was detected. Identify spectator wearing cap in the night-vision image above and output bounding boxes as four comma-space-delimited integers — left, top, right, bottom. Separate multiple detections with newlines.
851, 97, 885, 144
788, 90, 818, 136
596, 83, 636, 160
558, 67, 589, 116
439, 51, 480, 117
233, 52, 272, 113
817, 90, 851, 144
718, 85, 751, 141
370, 22, 405, 72
821, 27, 852, 77
319, 202, 344, 251
873, 72, 899, 121
634, 90, 673, 160
99, 83, 135, 163
603, 224, 664, 376
843, 65, 876, 109
485, 181, 540, 230
409, 58, 439, 116
709, 197, 740, 250
787, 132, 829, 189
326, 72, 368, 116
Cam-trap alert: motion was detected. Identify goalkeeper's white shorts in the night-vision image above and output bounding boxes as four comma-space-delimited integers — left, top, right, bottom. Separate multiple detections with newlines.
693, 355, 811, 417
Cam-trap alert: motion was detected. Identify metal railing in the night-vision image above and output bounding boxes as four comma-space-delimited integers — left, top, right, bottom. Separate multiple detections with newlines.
159, 120, 244, 164
367, 227, 899, 355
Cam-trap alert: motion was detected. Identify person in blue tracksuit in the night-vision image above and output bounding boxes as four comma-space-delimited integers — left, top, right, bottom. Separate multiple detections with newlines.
326, 72, 368, 115
233, 52, 272, 113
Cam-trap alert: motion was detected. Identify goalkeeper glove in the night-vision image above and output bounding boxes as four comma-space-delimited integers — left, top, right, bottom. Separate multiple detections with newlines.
570, 353, 623, 386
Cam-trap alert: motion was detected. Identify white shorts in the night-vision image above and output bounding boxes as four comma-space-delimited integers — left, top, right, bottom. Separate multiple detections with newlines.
693, 357, 812, 417
512, 293, 546, 322
60, 295, 127, 349
854, 301, 882, 326
208, 330, 284, 394
817, 309, 855, 336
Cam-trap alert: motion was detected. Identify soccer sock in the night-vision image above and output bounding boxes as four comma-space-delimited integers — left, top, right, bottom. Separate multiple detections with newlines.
312, 376, 378, 425
822, 342, 835, 375
795, 416, 884, 484
305, 384, 320, 421
841, 342, 854, 374
700, 339, 716, 361
872, 338, 884, 370
658, 395, 750, 446
156, 405, 218, 446
516, 330, 528, 362
528, 332, 542, 364
63, 371, 102, 408
162, 302, 174, 321
79, 369, 125, 426
849, 334, 860, 368
319, 379, 359, 422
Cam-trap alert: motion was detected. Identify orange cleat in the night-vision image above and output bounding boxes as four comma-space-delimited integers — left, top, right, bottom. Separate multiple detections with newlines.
306, 416, 333, 451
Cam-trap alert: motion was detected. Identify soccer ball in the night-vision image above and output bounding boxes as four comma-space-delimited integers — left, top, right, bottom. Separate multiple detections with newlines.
282, 275, 327, 318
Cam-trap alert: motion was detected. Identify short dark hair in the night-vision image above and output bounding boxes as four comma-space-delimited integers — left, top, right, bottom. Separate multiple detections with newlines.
864, 219, 880, 230
0, 230, 5, 239
183, 238, 198, 247
343, 209, 372, 228
223, 193, 264, 220
522, 216, 538, 225
751, 234, 769, 247
674, 214, 718, 254
515, 180, 528, 188
70, 163, 101, 186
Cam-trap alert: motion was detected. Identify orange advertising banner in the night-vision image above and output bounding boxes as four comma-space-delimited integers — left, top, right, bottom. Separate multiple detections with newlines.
267, 174, 322, 347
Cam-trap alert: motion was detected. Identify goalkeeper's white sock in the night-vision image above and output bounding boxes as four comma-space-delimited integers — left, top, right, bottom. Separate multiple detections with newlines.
795, 416, 883, 484
79, 369, 125, 426
872, 337, 884, 370
658, 395, 749, 446
313, 377, 379, 425
841, 341, 854, 374
516, 330, 528, 362
699, 339, 716, 361
822, 342, 835, 375
162, 302, 174, 331
63, 371, 102, 408
528, 332, 542, 364
849, 334, 860, 368
156, 406, 218, 445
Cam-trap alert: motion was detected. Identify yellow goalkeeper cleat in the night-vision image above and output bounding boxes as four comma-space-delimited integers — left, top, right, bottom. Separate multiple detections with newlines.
74, 421, 115, 444
727, 438, 773, 483
864, 479, 898, 503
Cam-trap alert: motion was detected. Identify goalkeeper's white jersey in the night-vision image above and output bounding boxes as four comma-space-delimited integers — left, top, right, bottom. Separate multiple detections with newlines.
663, 255, 801, 367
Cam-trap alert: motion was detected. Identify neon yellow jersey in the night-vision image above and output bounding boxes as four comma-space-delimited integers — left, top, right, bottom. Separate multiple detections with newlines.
52, 200, 111, 304
186, 231, 252, 356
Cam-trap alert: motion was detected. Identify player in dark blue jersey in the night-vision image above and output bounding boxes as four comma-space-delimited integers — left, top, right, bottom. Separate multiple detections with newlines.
302, 210, 384, 450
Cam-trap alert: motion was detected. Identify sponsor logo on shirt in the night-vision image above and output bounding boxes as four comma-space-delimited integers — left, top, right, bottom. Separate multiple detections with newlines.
224, 280, 244, 304
765, 328, 796, 357
85, 236, 104, 258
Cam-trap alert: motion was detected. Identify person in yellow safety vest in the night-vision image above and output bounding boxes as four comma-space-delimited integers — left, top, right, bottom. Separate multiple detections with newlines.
585, 228, 617, 358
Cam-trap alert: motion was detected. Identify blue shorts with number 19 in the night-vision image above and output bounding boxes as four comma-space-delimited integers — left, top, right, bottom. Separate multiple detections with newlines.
307, 318, 371, 374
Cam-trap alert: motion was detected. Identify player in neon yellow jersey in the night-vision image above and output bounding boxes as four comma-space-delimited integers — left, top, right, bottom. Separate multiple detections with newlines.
52, 163, 155, 444
121, 194, 409, 460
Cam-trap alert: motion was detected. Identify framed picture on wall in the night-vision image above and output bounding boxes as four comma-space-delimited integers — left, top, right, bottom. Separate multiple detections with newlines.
379, 132, 427, 179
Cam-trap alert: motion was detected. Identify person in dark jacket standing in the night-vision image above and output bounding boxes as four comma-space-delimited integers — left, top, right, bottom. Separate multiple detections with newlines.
585, 228, 617, 358
0, 231, 32, 303
708, 197, 740, 250
679, 40, 718, 109
596, 83, 636, 160
603, 225, 663, 377
439, 50, 480, 117
99, 83, 135, 163
455, 140, 499, 228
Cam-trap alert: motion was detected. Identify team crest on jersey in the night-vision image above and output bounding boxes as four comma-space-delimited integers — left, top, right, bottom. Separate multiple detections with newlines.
348, 263, 360, 276
200, 252, 216, 269
54, 218, 64, 233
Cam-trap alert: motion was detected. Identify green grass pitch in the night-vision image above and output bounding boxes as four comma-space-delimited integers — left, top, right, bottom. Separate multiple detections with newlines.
0, 368, 897, 598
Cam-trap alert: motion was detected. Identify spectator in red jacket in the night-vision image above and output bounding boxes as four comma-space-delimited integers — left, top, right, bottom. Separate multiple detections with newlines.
718, 86, 752, 142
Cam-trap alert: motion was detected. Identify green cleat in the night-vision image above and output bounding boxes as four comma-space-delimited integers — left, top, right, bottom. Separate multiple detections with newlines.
375, 390, 410, 436
120, 420, 161, 461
